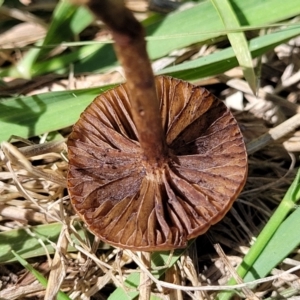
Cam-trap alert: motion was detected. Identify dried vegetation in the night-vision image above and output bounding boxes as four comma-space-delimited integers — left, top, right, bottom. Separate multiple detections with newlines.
0, 0, 300, 299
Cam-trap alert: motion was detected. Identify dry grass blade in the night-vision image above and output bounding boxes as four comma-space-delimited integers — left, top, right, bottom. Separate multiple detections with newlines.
0, 145, 65, 224
213, 242, 258, 299
0, 204, 55, 224
0, 281, 45, 299
0, 6, 47, 27
1, 142, 66, 187
210, 0, 256, 94
45, 226, 68, 300
139, 252, 152, 300
246, 114, 300, 154
0, 22, 46, 49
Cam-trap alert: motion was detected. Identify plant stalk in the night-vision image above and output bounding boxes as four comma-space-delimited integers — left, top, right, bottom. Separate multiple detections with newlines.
84, 0, 167, 167
139, 251, 152, 300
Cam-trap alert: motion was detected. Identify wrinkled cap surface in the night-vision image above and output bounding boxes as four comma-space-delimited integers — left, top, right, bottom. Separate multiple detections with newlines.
67, 75, 248, 251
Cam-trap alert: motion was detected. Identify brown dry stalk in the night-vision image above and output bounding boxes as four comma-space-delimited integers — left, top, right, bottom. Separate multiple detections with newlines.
246, 113, 300, 154
139, 251, 152, 300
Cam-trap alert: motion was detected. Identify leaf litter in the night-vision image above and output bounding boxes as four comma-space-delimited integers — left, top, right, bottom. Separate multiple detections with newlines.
1, 1, 300, 299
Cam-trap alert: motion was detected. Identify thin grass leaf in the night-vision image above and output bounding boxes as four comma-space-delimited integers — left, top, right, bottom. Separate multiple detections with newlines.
244, 207, 300, 282
38, 3, 93, 59
210, 0, 256, 93
217, 169, 300, 300
0, 43, 108, 78
159, 24, 300, 80
146, 0, 300, 60
8, 0, 93, 78
150, 296, 162, 300
0, 84, 115, 142
12, 250, 71, 300
0, 223, 90, 264
32, 43, 114, 77
13, 41, 43, 79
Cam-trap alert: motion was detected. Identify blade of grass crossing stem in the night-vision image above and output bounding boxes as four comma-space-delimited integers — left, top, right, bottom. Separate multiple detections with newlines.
13, 0, 93, 78
12, 250, 71, 300
210, 0, 257, 94
160, 24, 300, 81
217, 169, 300, 300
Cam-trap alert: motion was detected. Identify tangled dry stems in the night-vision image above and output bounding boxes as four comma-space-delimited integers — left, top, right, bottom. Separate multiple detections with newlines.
1, 87, 300, 299
1, 3, 300, 299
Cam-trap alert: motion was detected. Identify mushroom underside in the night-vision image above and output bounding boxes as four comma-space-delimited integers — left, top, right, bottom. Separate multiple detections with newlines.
67, 75, 247, 251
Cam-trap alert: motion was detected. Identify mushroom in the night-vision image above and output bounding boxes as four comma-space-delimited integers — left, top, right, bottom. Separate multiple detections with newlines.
67, 0, 248, 252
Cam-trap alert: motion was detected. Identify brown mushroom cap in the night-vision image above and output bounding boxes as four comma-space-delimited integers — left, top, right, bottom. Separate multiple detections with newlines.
67, 75, 248, 251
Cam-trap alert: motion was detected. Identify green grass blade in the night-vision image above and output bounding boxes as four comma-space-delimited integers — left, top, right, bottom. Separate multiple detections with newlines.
13, 41, 43, 79
217, 169, 300, 300
32, 43, 116, 77
237, 169, 300, 276
243, 207, 300, 282
0, 84, 115, 142
39, 3, 93, 59
159, 24, 300, 80
12, 250, 71, 300
0, 223, 88, 264
8, 0, 93, 78
146, 0, 300, 59
210, 0, 256, 93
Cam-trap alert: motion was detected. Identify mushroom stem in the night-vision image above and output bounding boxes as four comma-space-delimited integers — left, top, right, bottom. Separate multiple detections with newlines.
85, 0, 167, 167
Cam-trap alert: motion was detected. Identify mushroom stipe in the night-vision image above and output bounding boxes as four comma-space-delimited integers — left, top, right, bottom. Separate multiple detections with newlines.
67, 75, 248, 251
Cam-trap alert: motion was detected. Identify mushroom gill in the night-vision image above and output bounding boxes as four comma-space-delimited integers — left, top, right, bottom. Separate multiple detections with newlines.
67, 75, 248, 251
